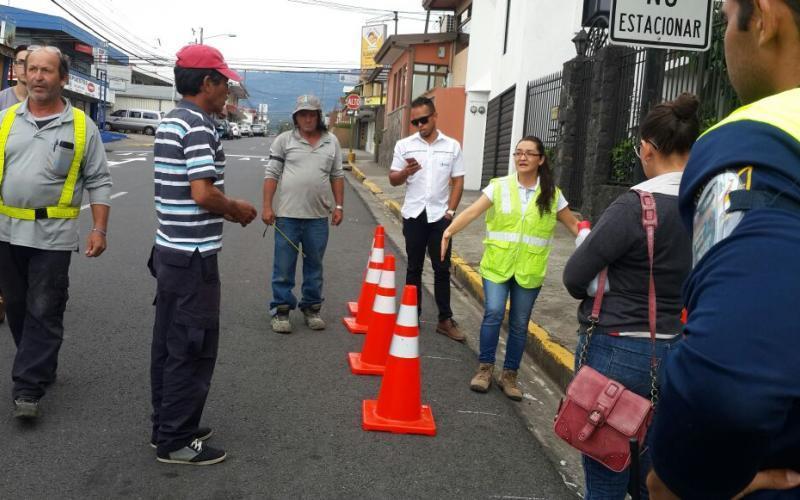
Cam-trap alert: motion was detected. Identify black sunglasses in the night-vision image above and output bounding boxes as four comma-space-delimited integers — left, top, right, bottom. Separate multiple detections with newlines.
410, 114, 432, 127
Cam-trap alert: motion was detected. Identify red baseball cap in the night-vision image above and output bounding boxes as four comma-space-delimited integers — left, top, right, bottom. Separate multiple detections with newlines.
175, 44, 241, 82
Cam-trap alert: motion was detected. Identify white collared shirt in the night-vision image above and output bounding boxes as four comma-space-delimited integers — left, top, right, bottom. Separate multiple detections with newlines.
391, 131, 465, 222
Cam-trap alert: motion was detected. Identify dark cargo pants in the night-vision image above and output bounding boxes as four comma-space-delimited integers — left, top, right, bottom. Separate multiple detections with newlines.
148, 246, 220, 454
0, 241, 71, 400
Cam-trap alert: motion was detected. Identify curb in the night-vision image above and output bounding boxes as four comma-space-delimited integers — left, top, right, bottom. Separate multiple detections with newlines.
347, 158, 575, 390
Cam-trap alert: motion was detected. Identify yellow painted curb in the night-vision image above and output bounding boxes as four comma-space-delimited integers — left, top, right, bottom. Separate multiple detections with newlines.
383, 199, 402, 218
528, 321, 575, 370
363, 180, 383, 194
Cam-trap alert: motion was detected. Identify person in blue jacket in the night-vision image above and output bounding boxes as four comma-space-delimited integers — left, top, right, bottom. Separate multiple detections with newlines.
647, 0, 800, 498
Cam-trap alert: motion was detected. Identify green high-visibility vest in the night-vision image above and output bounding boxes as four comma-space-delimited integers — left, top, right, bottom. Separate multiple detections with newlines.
702, 88, 800, 142
0, 103, 87, 220
480, 174, 560, 288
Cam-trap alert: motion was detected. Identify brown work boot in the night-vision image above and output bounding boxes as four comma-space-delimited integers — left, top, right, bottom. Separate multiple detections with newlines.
470, 363, 494, 393
0, 294, 5, 324
436, 318, 465, 342
498, 369, 523, 401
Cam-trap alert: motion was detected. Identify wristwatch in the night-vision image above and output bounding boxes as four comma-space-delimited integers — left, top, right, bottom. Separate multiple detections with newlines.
446, 209, 456, 217
335, 205, 344, 210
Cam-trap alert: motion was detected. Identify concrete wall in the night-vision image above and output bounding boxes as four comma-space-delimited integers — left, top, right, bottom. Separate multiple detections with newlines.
428, 86, 466, 145
114, 96, 176, 113
451, 46, 469, 87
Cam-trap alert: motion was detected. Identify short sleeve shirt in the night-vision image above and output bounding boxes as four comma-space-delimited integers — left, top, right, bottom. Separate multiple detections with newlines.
153, 100, 225, 256
390, 131, 465, 222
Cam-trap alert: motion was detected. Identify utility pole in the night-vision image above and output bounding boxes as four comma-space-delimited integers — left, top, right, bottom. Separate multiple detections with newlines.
393, 11, 398, 35
200, 27, 204, 44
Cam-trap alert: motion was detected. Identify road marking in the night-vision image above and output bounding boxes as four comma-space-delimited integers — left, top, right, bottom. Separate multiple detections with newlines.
522, 394, 544, 405
239, 157, 251, 161
227, 154, 268, 160
108, 158, 147, 168
422, 355, 460, 361
81, 191, 128, 210
457, 410, 501, 417
489, 496, 546, 500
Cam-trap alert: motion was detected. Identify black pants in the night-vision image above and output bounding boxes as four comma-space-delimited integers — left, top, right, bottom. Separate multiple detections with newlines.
402, 211, 453, 321
0, 242, 71, 400
149, 247, 220, 454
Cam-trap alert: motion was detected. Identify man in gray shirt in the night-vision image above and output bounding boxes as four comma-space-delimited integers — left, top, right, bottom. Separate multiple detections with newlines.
0, 45, 28, 326
262, 95, 344, 334
0, 46, 112, 420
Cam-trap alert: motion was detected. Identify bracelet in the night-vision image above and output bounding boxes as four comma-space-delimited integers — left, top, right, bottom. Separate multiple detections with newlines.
335, 205, 344, 210
91, 228, 107, 236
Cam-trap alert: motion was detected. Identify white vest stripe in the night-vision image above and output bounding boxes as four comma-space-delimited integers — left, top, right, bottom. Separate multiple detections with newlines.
500, 180, 512, 214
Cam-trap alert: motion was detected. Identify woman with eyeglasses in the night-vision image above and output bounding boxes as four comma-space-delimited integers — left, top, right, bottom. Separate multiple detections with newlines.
441, 135, 579, 400
562, 93, 700, 499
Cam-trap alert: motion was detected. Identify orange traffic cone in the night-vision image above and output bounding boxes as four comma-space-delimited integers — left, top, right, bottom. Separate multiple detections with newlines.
343, 230, 385, 334
348, 255, 397, 375
362, 285, 436, 436
348, 226, 384, 317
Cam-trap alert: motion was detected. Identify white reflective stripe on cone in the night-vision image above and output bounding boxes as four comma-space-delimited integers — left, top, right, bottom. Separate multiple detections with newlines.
365, 268, 382, 283
370, 248, 384, 262
372, 294, 396, 315
389, 334, 419, 359
396, 304, 418, 327
378, 270, 395, 288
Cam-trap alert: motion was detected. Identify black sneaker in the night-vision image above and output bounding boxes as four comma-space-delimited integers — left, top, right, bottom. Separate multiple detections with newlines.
13, 398, 40, 420
150, 426, 213, 449
156, 438, 226, 466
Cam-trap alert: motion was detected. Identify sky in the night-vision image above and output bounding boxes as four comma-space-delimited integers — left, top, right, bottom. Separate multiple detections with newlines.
9, 0, 442, 74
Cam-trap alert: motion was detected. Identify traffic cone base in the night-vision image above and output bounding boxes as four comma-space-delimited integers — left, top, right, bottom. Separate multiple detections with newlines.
347, 352, 386, 376
342, 316, 369, 334
362, 399, 436, 436
347, 301, 358, 317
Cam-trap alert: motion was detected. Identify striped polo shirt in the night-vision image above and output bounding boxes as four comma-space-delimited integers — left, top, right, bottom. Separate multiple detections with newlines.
153, 100, 225, 256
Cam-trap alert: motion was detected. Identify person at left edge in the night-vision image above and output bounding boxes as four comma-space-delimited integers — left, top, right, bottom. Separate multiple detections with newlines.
0, 46, 112, 420
149, 44, 257, 466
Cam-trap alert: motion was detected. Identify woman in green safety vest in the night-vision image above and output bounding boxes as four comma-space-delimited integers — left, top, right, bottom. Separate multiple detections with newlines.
441, 135, 579, 400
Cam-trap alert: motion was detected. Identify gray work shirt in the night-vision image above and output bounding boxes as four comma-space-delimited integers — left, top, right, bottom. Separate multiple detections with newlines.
0, 99, 112, 251
0, 86, 21, 110
264, 129, 344, 219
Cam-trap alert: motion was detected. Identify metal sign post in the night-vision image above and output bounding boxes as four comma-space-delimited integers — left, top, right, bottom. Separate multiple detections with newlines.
610, 0, 714, 51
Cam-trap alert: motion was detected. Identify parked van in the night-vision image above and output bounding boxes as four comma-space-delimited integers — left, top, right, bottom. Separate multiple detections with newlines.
105, 109, 164, 135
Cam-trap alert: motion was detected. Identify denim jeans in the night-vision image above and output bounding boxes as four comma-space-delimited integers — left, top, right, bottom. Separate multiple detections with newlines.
270, 217, 329, 314
574, 332, 681, 500
479, 277, 541, 371
0, 242, 72, 400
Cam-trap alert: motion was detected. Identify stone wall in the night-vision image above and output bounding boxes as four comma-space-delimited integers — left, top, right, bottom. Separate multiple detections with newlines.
378, 106, 406, 168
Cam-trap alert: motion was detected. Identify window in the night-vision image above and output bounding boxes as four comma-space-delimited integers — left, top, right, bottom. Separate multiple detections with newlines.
411, 64, 449, 99
458, 4, 472, 34
111, 110, 126, 117
393, 65, 407, 110
503, 0, 511, 54
143, 112, 159, 120
129, 111, 142, 119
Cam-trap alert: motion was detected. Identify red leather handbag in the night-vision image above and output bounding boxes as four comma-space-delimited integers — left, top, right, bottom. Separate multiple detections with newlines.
554, 190, 660, 473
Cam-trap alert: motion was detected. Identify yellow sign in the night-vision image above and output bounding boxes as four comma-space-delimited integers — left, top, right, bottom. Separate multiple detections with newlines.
361, 25, 386, 71
364, 96, 386, 106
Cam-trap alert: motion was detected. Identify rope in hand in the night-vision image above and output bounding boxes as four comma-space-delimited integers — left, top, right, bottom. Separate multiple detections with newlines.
262, 224, 306, 258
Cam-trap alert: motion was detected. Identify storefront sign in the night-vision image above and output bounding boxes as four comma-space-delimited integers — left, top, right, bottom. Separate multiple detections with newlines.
66, 72, 101, 100
360, 24, 386, 71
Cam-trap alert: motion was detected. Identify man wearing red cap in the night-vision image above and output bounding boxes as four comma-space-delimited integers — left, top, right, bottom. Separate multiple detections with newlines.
148, 44, 256, 466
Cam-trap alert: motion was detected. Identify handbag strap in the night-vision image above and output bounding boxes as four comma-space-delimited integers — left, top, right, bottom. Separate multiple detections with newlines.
578, 190, 660, 406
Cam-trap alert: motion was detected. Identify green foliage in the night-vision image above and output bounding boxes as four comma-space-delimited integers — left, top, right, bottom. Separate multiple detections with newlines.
610, 137, 637, 185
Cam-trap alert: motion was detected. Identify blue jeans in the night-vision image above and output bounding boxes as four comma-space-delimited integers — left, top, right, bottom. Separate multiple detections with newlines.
574, 332, 681, 500
270, 217, 329, 314
479, 277, 541, 371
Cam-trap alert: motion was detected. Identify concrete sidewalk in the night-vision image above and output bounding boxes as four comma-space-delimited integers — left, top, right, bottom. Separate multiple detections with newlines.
347, 149, 581, 389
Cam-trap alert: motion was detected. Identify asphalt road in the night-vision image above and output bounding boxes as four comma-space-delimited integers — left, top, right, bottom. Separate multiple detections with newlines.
1, 135, 576, 499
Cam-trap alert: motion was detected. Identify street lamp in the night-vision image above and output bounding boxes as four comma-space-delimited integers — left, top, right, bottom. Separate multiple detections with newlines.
572, 28, 589, 58
196, 27, 237, 44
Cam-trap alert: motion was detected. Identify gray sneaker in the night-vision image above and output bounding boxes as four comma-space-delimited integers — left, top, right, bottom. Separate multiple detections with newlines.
156, 438, 226, 466
271, 305, 292, 334
302, 305, 326, 330
13, 398, 40, 420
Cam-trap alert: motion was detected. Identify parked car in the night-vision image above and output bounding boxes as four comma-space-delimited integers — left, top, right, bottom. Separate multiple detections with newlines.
251, 123, 265, 136
230, 122, 241, 139
215, 119, 231, 139
239, 123, 253, 137
104, 108, 163, 135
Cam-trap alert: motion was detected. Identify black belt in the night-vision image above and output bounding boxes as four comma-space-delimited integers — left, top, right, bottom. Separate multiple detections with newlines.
727, 189, 800, 214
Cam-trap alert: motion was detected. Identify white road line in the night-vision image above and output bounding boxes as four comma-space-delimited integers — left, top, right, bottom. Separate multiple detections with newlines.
81, 191, 128, 210
456, 410, 501, 417
422, 355, 460, 361
108, 158, 147, 168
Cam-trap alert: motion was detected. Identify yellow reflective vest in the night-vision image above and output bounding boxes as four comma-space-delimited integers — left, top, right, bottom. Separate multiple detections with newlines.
0, 103, 87, 220
480, 174, 560, 288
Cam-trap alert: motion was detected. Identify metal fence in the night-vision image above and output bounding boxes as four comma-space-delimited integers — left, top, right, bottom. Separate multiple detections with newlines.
523, 71, 563, 151
607, 21, 739, 185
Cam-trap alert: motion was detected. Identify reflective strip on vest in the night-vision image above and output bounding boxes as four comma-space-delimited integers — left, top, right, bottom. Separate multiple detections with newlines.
500, 179, 512, 214
486, 231, 552, 248
0, 104, 87, 220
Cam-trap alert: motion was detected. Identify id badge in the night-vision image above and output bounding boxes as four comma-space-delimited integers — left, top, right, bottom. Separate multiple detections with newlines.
692, 168, 751, 266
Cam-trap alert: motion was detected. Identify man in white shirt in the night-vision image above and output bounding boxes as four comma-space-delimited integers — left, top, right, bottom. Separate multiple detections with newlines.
389, 96, 465, 341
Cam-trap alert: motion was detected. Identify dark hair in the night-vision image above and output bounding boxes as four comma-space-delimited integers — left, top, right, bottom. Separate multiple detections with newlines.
733, 0, 800, 31
639, 93, 700, 156
292, 110, 328, 133
517, 136, 556, 216
174, 67, 226, 96
13, 45, 28, 56
411, 96, 436, 113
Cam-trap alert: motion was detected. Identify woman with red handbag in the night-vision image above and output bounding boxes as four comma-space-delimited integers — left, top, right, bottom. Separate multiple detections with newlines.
562, 94, 700, 499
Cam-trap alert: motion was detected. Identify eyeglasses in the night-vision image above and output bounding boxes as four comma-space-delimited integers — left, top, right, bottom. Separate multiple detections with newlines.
633, 139, 660, 159
513, 151, 544, 158
410, 114, 432, 127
